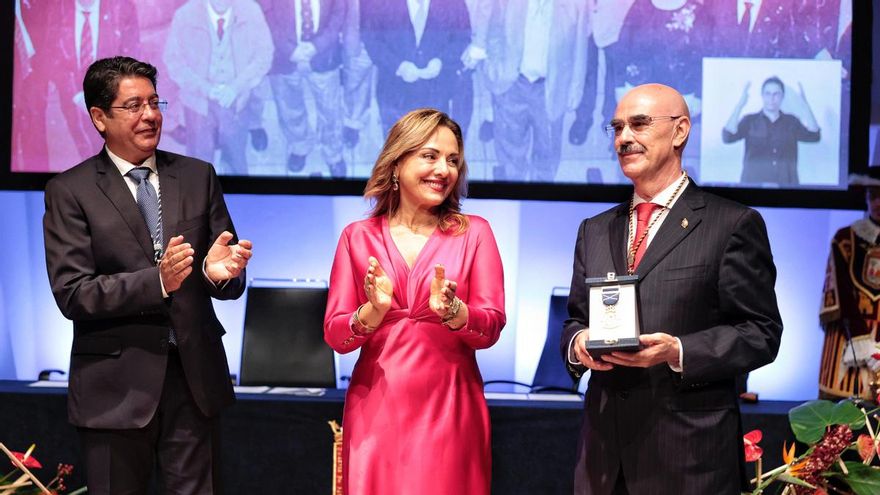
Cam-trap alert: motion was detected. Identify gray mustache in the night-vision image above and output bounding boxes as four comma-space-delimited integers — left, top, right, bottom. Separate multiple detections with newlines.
618, 144, 646, 154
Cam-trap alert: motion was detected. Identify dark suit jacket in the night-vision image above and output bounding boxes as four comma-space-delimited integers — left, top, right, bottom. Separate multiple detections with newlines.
360, 0, 469, 116
44, 149, 243, 429
262, 0, 346, 74
560, 182, 782, 495
713, 0, 798, 58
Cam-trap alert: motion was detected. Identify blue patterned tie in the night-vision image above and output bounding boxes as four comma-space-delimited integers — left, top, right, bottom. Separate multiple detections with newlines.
127, 167, 163, 261
127, 167, 176, 346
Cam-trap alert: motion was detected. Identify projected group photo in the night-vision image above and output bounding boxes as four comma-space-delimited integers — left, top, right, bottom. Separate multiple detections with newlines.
12, 0, 852, 188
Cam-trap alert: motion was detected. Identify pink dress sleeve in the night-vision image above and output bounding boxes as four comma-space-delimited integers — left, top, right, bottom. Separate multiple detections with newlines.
323, 227, 370, 354
456, 218, 506, 349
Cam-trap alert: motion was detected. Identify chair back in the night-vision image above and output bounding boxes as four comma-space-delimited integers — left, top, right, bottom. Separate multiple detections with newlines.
531, 287, 577, 392
240, 281, 335, 388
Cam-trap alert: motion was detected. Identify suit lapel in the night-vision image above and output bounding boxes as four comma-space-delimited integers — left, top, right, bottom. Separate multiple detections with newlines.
635, 183, 706, 279
608, 203, 629, 277
156, 151, 180, 249
95, 151, 155, 262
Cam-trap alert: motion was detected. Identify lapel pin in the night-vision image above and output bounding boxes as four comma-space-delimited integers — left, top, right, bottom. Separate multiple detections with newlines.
681, 218, 689, 229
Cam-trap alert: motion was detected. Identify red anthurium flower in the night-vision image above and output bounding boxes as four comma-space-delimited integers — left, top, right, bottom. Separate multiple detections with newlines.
857, 434, 876, 463
12, 451, 42, 469
744, 429, 763, 462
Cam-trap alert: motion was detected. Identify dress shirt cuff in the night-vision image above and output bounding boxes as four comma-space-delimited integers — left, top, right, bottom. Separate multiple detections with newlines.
202, 258, 231, 291
159, 270, 169, 298
567, 329, 588, 365
668, 337, 683, 373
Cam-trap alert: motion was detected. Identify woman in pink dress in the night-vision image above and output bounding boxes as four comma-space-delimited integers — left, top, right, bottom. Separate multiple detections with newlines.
324, 108, 506, 495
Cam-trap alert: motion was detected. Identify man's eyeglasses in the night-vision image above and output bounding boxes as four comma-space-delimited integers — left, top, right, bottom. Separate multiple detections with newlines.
109, 99, 168, 116
604, 115, 681, 138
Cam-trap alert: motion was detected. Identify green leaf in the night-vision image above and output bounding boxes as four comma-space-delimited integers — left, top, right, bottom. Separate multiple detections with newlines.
775, 472, 815, 488
789, 400, 865, 444
790, 400, 836, 444
829, 401, 867, 430
841, 461, 880, 495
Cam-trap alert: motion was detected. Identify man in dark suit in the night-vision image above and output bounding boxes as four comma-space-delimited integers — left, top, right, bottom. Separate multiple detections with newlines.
43, 56, 252, 494
560, 83, 782, 494
360, 0, 470, 133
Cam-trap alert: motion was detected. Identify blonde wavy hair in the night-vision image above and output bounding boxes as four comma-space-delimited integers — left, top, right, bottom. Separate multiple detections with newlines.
364, 108, 469, 234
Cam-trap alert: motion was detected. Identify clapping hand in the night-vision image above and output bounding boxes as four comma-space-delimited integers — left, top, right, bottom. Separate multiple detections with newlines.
429, 264, 457, 318
364, 256, 393, 311
205, 231, 252, 283
159, 235, 194, 293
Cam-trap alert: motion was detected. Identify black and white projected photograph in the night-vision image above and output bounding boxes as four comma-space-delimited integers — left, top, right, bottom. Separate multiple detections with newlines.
12, 0, 854, 190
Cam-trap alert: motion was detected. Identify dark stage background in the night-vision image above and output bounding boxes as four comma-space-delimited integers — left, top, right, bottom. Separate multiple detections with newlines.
1, 382, 795, 494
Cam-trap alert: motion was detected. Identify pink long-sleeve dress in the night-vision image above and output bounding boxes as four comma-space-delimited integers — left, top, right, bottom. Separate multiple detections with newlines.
324, 214, 506, 495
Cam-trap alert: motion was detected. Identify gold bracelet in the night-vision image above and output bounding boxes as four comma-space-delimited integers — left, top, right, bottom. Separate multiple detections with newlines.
441, 297, 462, 327
350, 304, 377, 335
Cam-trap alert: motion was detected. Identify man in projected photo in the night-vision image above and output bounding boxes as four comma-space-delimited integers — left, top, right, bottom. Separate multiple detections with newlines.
340, 0, 374, 149
360, 0, 471, 135
562, 84, 782, 493
722, 76, 821, 186
481, 0, 589, 182
43, 56, 252, 494
43, 0, 140, 163
163, 0, 273, 176
261, 0, 348, 178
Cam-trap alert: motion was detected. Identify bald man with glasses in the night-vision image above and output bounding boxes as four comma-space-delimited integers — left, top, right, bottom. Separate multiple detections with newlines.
561, 83, 782, 494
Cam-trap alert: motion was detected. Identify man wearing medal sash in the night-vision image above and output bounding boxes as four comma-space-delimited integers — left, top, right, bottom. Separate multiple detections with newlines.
43, 56, 252, 494
561, 83, 782, 494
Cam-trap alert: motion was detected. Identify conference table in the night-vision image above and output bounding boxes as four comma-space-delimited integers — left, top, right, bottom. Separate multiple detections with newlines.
0, 380, 796, 493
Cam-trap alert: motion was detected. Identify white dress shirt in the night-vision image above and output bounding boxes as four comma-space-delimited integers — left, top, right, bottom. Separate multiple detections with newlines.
407, 0, 431, 46
738, 0, 761, 33
568, 172, 689, 372
295, 0, 322, 42
206, 1, 232, 43
519, 0, 552, 82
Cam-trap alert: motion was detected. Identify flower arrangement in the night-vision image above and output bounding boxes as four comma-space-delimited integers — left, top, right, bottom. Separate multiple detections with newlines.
745, 399, 880, 494
0, 443, 83, 495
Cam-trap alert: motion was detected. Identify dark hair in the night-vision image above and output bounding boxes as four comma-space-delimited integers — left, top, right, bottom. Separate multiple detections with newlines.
761, 76, 785, 95
82, 56, 158, 112
364, 108, 469, 234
